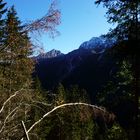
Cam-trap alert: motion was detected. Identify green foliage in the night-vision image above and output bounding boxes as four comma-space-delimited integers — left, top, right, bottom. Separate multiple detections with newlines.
36, 84, 95, 140
95, 1, 140, 139
1, 1, 138, 139
50, 106, 95, 140
0, 6, 33, 94
0, 1, 61, 140
106, 123, 128, 140
0, 5, 36, 139
97, 60, 133, 107
55, 83, 66, 105
95, 0, 140, 41
66, 85, 89, 102
97, 60, 136, 139
116, 60, 133, 86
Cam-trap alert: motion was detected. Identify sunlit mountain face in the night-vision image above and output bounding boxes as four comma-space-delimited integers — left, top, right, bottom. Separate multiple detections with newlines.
79, 36, 116, 53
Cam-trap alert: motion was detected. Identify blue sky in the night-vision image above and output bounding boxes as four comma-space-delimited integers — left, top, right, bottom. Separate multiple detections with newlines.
5, 0, 113, 54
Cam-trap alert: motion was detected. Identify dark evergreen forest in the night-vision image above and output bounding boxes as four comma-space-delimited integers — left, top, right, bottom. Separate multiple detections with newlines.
0, 0, 139, 140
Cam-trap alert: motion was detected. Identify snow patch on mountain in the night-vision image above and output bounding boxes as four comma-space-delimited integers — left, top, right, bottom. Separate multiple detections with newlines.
79, 36, 116, 53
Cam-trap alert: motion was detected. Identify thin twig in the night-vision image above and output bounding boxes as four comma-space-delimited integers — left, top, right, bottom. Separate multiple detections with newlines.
31, 100, 52, 106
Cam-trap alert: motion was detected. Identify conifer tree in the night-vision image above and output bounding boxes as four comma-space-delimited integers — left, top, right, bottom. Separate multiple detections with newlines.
0, 6, 34, 139
95, 1, 140, 139
95, 0, 140, 41
55, 83, 66, 105
97, 60, 134, 125
2, 6, 33, 94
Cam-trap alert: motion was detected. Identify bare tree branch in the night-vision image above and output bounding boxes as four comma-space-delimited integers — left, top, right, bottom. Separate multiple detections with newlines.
31, 100, 52, 107
20, 102, 107, 139
0, 0, 61, 56
23, 103, 47, 113
0, 88, 24, 114
22, 121, 30, 140
24, 0, 61, 37
0, 105, 21, 133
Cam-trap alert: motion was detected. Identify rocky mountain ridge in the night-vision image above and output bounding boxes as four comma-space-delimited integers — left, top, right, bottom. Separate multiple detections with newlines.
36, 49, 64, 59
35, 36, 116, 60
79, 36, 116, 53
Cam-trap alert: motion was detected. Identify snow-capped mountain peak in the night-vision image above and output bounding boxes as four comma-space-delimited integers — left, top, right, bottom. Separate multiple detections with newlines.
79, 36, 116, 53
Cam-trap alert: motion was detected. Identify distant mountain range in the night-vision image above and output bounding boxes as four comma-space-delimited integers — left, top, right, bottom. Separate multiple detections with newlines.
35, 36, 116, 60
34, 36, 118, 103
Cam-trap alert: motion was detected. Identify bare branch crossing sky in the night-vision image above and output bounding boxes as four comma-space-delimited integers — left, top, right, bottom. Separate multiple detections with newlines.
5, 0, 114, 53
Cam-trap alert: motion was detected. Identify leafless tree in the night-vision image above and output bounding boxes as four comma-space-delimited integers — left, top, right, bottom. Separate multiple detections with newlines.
24, 0, 61, 37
